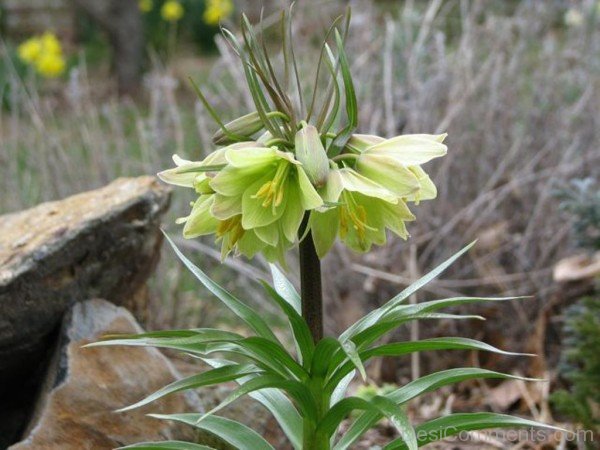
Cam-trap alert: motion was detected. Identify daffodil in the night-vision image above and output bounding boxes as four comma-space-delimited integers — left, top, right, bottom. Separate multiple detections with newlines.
210, 146, 323, 246
354, 133, 447, 201
203, 0, 234, 25
309, 168, 415, 256
139, 0, 153, 13
17, 37, 42, 64
161, 0, 184, 22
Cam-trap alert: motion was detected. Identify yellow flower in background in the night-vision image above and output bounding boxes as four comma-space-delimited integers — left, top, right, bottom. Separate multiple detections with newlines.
39, 32, 62, 55
203, 0, 234, 25
18, 37, 43, 64
161, 0, 184, 22
35, 53, 66, 78
139, 0, 153, 13
17, 32, 66, 78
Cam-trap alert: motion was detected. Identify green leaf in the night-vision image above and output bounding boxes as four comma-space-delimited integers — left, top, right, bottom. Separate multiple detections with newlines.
117, 441, 215, 450
341, 242, 476, 341
383, 413, 564, 449
86, 329, 244, 354
199, 375, 317, 422
311, 337, 344, 377
270, 264, 301, 314
334, 368, 539, 450
260, 281, 314, 368
328, 30, 358, 157
164, 233, 279, 343
150, 414, 275, 450
330, 369, 355, 407
350, 312, 486, 355
117, 364, 260, 412
202, 358, 303, 450
372, 396, 418, 450
318, 395, 416, 448
327, 337, 531, 390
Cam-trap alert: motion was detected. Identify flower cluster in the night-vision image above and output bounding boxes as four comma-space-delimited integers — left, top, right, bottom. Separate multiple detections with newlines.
203, 0, 234, 26
160, 121, 446, 263
17, 32, 66, 78
161, 0, 184, 22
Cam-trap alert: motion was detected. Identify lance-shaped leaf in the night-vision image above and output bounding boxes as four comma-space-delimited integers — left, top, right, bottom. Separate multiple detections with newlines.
164, 233, 279, 343
334, 368, 539, 450
260, 281, 314, 368
198, 374, 317, 422
318, 396, 417, 450
202, 357, 303, 450
383, 413, 565, 450
150, 414, 275, 450
340, 242, 476, 342
117, 364, 261, 412
327, 335, 530, 390
270, 264, 301, 313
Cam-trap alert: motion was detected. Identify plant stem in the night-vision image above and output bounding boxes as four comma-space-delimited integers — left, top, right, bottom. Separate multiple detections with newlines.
299, 215, 323, 344
299, 215, 328, 449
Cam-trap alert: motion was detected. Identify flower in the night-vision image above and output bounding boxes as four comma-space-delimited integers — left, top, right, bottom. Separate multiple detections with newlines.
159, 143, 323, 263
309, 168, 415, 256
210, 145, 323, 241
17, 32, 66, 78
203, 0, 234, 25
17, 38, 42, 64
355, 133, 447, 202
139, 0, 153, 13
35, 53, 66, 78
161, 0, 184, 22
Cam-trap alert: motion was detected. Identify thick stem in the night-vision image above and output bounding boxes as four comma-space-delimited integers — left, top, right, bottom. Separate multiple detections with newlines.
299, 216, 323, 344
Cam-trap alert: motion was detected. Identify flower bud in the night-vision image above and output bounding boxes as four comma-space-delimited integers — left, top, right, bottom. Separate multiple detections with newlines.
294, 125, 330, 188
345, 134, 385, 153
212, 112, 265, 145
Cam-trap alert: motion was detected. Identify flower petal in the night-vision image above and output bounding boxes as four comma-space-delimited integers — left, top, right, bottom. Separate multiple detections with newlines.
182, 196, 219, 238
309, 209, 339, 258
241, 176, 286, 229
356, 154, 421, 197
296, 166, 324, 210
211, 194, 242, 220
225, 147, 277, 168
365, 134, 447, 165
338, 168, 398, 203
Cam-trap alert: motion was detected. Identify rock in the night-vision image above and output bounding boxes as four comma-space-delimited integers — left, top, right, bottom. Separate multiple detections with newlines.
10, 299, 209, 450
0, 177, 170, 446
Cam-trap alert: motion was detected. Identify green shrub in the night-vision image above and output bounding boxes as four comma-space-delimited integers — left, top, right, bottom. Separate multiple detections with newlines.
551, 296, 600, 435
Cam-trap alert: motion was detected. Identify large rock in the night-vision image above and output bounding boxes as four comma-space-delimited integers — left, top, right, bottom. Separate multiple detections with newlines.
0, 177, 170, 445
10, 299, 207, 450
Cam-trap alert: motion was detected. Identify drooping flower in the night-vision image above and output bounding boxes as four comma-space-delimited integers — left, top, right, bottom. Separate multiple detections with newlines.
203, 0, 234, 26
309, 168, 415, 257
210, 146, 323, 245
354, 133, 447, 202
161, 0, 184, 22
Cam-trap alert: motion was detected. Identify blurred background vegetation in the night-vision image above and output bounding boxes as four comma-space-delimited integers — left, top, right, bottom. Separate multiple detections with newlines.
1, 0, 599, 444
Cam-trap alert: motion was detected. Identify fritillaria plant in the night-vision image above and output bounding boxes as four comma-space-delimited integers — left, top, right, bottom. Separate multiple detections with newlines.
91, 9, 558, 450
